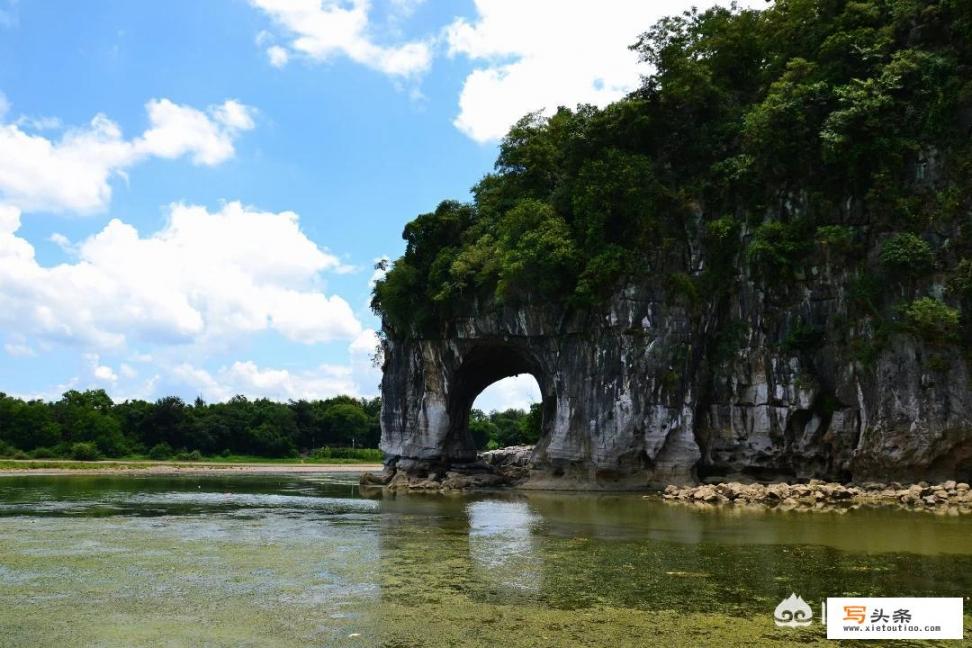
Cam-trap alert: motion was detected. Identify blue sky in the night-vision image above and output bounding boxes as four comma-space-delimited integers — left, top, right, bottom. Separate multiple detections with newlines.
0, 0, 759, 410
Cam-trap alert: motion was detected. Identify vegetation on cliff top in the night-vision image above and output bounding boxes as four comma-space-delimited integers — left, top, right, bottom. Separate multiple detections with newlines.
372, 0, 972, 343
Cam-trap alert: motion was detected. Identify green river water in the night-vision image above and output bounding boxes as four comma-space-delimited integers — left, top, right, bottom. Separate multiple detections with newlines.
0, 472, 968, 647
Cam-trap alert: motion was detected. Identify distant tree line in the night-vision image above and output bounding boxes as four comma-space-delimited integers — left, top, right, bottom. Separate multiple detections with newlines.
0, 390, 380, 460
470, 404, 541, 450
0, 390, 539, 460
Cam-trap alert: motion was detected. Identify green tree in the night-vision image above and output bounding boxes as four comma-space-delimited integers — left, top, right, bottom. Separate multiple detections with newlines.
320, 403, 371, 448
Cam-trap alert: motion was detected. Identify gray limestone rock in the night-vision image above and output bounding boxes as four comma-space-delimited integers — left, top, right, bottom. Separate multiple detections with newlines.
376, 249, 972, 489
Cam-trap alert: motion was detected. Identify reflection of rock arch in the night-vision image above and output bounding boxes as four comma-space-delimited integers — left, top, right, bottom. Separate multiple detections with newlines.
467, 499, 542, 595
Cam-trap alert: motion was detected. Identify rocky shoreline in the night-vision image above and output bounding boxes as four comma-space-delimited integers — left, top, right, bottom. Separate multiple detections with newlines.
661, 480, 972, 513
360, 446, 972, 513
359, 445, 533, 491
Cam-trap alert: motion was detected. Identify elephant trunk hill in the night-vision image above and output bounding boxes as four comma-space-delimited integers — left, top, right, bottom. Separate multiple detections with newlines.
370, 0, 972, 489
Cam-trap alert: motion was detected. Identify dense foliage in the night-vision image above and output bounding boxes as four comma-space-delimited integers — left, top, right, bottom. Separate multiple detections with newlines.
372, 0, 972, 342
0, 390, 540, 460
0, 390, 380, 460
469, 403, 542, 451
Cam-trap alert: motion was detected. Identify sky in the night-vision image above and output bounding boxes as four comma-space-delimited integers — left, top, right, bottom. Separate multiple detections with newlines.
0, 0, 765, 411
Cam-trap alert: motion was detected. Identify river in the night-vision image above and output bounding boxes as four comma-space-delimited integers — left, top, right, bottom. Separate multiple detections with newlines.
0, 472, 968, 647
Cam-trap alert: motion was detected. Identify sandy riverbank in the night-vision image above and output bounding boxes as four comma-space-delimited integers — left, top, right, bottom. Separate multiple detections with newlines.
0, 460, 382, 477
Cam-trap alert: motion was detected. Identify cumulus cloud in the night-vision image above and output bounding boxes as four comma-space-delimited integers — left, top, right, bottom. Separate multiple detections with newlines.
349, 327, 381, 390
4, 337, 35, 357
82, 353, 120, 384
446, 0, 767, 142
174, 361, 342, 401
267, 44, 290, 67
0, 201, 362, 350
250, 0, 432, 77
473, 374, 541, 413
170, 328, 381, 402
137, 98, 255, 165
174, 360, 356, 402
0, 97, 255, 213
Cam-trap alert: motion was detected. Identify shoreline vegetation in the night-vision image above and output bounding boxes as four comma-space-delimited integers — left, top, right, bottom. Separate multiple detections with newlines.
0, 389, 384, 462
0, 457, 383, 476
0, 389, 537, 463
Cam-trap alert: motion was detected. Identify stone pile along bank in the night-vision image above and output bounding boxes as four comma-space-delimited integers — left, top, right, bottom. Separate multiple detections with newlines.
662, 479, 972, 513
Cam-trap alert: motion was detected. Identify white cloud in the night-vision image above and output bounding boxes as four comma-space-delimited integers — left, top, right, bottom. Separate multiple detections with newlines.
446, 0, 767, 142
9, 377, 81, 404
473, 374, 540, 413
0, 97, 255, 213
15, 115, 62, 131
349, 327, 381, 393
0, 201, 362, 350
93, 364, 118, 383
173, 328, 381, 402
255, 29, 274, 47
0, 202, 19, 232
48, 232, 74, 253
388, 0, 425, 19
250, 0, 432, 77
349, 328, 378, 355
4, 338, 35, 357
136, 98, 255, 165
0, 92, 9, 120
174, 360, 358, 402
84, 353, 119, 383
210, 99, 256, 131
267, 44, 290, 67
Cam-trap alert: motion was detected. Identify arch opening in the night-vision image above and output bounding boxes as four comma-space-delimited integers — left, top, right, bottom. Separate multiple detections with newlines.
471, 374, 542, 450
444, 343, 552, 461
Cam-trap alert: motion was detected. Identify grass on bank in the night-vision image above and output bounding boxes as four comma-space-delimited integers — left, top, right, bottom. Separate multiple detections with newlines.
0, 447, 384, 471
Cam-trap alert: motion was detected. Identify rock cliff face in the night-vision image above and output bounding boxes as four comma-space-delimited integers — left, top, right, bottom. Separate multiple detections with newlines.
378, 232, 972, 489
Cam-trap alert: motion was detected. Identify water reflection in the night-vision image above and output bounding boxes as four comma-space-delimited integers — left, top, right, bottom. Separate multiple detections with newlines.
467, 500, 541, 593
0, 474, 970, 647
369, 488, 972, 617
515, 491, 972, 555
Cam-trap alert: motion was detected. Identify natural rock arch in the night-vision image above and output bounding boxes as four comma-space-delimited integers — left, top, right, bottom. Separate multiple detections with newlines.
376, 295, 705, 489
446, 343, 549, 461
379, 334, 557, 477
373, 280, 972, 490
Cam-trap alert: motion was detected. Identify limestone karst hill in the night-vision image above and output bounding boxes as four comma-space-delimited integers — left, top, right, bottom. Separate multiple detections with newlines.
371, 0, 972, 488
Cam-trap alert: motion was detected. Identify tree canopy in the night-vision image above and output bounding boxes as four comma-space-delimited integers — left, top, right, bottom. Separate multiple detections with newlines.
372, 0, 972, 340
0, 391, 380, 459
